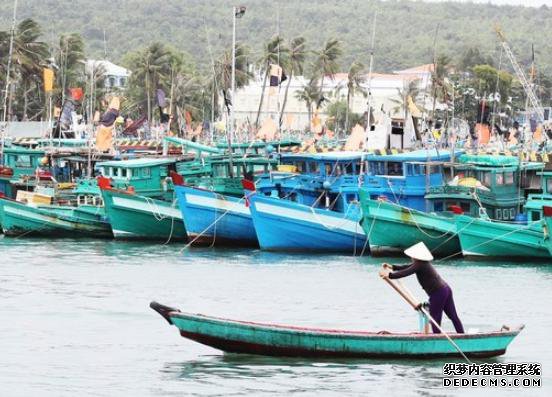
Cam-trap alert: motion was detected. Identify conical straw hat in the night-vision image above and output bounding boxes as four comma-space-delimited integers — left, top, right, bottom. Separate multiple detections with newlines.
404, 242, 433, 261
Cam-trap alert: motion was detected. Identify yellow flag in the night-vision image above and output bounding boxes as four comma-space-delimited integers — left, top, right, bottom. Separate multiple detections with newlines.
95, 125, 114, 152
43, 68, 54, 93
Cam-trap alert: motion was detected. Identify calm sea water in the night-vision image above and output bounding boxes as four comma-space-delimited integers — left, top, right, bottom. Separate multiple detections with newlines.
0, 237, 550, 396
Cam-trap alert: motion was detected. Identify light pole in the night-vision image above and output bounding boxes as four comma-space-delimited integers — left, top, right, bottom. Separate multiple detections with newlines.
230, 5, 246, 143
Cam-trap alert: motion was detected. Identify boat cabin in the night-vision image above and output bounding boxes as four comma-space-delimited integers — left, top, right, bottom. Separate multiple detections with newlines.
257, 152, 365, 215
182, 155, 278, 196
362, 149, 453, 211
427, 154, 544, 221
0, 146, 47, 197
96, 158, 180, 196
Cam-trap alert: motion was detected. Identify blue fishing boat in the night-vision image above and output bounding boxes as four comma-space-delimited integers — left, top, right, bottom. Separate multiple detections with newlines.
175, 156, 278, 246
248, 150, 452, 253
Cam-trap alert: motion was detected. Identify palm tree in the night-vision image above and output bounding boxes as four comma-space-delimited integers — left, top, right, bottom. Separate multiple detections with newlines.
345, 61, 366, 133
254, 35, 288, 128
211, 43, 252, 118
431, 54, 452, 118
390, 78, 422, 120
0, 18, 48, 119
279, 36, 307, 128
294, 77, 320, 130
129, 42, 171, 123
56, 33, 85, 96
313, 39, 342, 101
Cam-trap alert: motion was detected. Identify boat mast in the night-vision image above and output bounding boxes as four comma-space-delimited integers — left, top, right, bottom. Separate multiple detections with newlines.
360, 11, 377, 180
364, 11, 377, 138
1, 0, 18, 165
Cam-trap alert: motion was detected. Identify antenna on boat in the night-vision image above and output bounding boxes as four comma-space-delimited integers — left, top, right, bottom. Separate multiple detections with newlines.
1, 0, 18, 165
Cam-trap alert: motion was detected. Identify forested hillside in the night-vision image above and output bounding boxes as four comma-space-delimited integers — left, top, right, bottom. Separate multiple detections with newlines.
0, 0, 550, 73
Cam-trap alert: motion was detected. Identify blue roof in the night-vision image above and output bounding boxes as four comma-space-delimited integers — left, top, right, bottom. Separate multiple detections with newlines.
365, 149, 456, 162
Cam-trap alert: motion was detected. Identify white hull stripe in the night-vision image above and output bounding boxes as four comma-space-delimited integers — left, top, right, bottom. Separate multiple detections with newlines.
112, 229, 136, 236
184, 193, 250, 216
112, 196, 182, 219
253, 201, 365, 235
4, 205, 74, 228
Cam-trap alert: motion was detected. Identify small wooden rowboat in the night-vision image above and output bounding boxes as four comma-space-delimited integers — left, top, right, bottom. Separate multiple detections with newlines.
150, 302, 523, 359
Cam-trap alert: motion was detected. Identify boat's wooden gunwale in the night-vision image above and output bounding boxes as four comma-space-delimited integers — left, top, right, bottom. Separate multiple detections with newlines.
166, 311, 522, 341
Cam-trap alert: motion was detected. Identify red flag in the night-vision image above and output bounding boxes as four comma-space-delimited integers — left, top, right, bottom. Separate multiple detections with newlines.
69, 87, 84, 101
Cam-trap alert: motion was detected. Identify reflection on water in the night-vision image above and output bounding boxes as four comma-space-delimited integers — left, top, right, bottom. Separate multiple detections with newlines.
0, 237, 550, 396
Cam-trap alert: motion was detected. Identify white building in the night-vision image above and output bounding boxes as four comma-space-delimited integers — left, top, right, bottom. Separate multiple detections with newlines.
232, 64, 433, 130
85, 60, 130, 90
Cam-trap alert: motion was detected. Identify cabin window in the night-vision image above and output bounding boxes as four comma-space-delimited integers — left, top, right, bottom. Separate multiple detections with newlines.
434, 201, 443, 212
496, 209, 502, 220
481, 172, 492, 188
369, 161, 384, 175
325, 163, 334, 176
308, 162, 319, 174
344, 162, 354, 175
15, 155, 31, 167
295, 161, 305, 173
496, 173, 504, 185
509, 208, 515, 219
108, 167, 114, 177
531, 211, 541, 221
546, 179, 552, 194
142, 167, 151, 178
504, 172, 514, 185
460, 202, 470, 213
428, 165, 440, 174
387, 162, 403, 176
346, 194, 358, 203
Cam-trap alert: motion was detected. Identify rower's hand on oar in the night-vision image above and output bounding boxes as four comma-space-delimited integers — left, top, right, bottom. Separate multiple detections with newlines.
379, 267, 391, 279
382, 263, 393, 270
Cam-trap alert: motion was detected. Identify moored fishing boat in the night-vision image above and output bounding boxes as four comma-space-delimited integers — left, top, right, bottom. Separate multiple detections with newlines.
360, 154, 544, 257
150, 301, 523, 359
0, 189, 111, 238
175, 156, 277, 246
454, 171, 552, 258
359, 194, 460, 257
248, 149, 451, 254
98, 157, 193, 241
247, 151, 367, 253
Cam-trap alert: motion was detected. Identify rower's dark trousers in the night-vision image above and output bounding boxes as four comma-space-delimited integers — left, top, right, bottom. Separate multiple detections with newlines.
429, 285, 464, 334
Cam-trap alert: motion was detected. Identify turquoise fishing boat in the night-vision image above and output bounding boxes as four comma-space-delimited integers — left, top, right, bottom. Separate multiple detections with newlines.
150, 302, 523, 359
360, 154, 544, 257
359, 195, 460, 257
99, 158, 192, 241
0, 179, 111, 238
0, 146, 47, 198
454, 171, 552, 258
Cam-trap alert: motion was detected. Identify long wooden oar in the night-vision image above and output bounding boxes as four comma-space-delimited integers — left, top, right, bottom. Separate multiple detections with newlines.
382, 275, 472, 364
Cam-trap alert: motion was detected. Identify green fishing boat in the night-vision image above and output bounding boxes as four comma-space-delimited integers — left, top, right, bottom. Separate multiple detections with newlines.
98, 157, 193, 241
0, 146, 47, 198
0, 178, 111, 237
454, 171, 552, 258
150, 302, 523, 359
360, 154, 544, 257
360, 194, 460, 257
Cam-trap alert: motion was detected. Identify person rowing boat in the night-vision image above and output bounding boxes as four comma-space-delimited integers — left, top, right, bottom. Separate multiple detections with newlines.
379, 242, 465, 334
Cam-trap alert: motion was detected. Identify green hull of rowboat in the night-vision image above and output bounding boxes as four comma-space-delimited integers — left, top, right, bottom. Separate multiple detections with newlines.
455, 215, 550, 258
359, 190, 459, 257
150, 302, 522, 359
101, 189, 187, 241
0, 198, 111, 237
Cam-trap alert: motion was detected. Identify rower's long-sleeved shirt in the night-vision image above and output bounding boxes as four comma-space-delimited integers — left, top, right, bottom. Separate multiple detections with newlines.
389, 260, 446, 295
